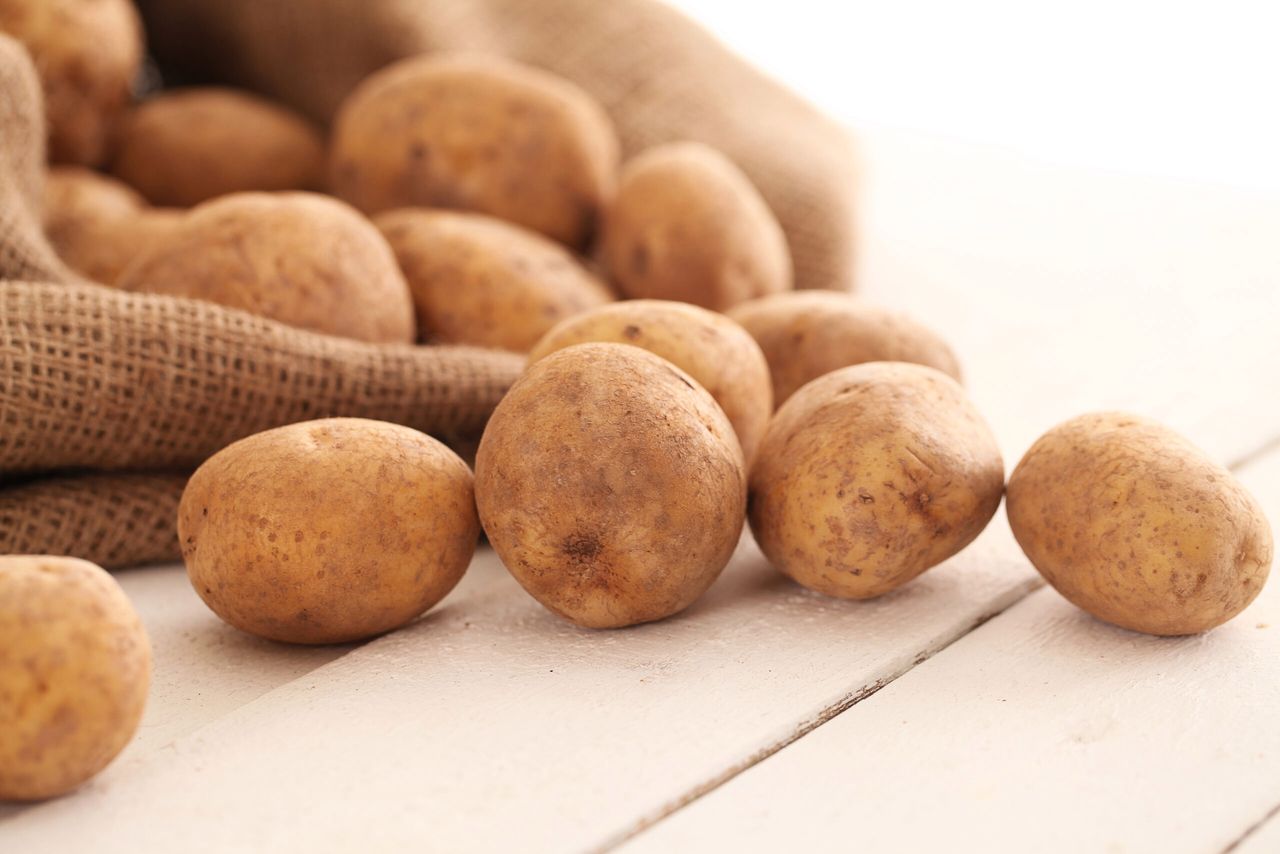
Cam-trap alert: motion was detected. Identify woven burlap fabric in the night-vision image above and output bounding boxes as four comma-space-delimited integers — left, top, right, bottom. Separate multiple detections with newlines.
0, 280, 525, 474
0, 472, 188, 568
0, 35, 62, 284
0, 34, 523, 566
135, 0, 858, 294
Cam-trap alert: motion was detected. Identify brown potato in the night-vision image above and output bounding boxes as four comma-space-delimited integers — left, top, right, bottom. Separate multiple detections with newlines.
0, 555, 151, 801
529, 300, 771, 463
43, 165, 145, 223
118, 192, 415, 343
178, 418, 479, 644
728, 291, 962, 406
1007, 412, 1273, 635
0, 0, 142, 165
42, 166, 181, 283
110, 88, 326, 207
601, 142, 792, 310
750, 362, 1003, 599
475, 343, 746, 628
375, 209, 612, 352
52, 208, 183, 285
331, 54, 618, 248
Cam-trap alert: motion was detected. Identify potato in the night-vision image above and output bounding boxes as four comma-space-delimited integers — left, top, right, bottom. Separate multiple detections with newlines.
601, 142, 792, 310
750, 362, 1003, 599
110, 88, 326, 207
118, 192, 415, 344
0, 0, 142, 165
0, 555, 151, 801
375, 209, 612, 351
529, 300, 771, 463
51, 208, 183, 285
475, 343, 746, 628
178, 418, 479, 644
331, 54, 618, 248
1007, 413, 1273, 635
42, 166, 181, 283
728, 291, 962, 406
43, 165, 145, 224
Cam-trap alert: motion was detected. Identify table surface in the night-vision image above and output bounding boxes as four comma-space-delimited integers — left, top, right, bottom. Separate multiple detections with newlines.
3, 129, 1279, 854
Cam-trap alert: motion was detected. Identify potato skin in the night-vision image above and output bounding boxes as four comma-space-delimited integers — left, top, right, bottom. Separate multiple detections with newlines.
331, 54, 618, 249
51, 208, 183, 285
601, 142, 792, 310
110, 88, 326, 207
475, 343, 747, 629
43, 165, 145, 224
728, 291, 962, 407
118, 192, 415, 343
1007, 413, 1273, 635
178, 418, 479, 644
0, 0, 142, 165
0, 555, 151, 801
529, 300, 770, 463
375, 209, 612, 352
42, 166, 181, 284
750, 362, 1003, 599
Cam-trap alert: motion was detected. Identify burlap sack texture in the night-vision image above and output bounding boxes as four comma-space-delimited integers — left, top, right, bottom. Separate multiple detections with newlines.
1, 1, 858, 568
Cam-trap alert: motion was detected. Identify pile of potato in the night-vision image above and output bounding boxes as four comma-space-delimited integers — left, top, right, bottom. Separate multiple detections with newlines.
1, 0, 1273, 802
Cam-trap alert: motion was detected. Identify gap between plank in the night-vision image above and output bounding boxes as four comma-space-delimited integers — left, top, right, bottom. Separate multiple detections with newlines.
1218, 424, 1280, 851
1221, 799, 1280, 854
598, 580, 1040, 853
607, 432, 1280, 853
1228, 433, 1280, 473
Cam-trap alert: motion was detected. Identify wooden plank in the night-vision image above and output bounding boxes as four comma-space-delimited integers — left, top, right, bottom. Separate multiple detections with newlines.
107, 565, 353, 755
859, 130, 1280, 466
625, 447, 1280, 853
3, 130, 1278, 849
0, 564, 348, 824
0, 525, 1040, 851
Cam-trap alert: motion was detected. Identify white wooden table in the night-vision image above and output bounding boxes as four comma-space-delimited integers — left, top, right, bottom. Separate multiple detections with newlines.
3, 129, 1278, 853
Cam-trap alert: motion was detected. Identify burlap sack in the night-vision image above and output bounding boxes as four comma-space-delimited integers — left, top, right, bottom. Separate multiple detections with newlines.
1, 1, 858, 568
0, 472, 188, 568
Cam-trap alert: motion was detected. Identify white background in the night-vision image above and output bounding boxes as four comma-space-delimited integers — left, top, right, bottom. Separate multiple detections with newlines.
670, 0, 1280, 194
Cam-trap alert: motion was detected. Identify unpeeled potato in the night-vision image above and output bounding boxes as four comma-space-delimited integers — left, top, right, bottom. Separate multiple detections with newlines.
750, 362, 1003, 599
0, 0, 142, 165
118, 192, 415, 343
110, 88, 326, 207
601, 142, 792, 310
0, 555, 151, 801
728, 290, 961, 407
179, 418, 480, 644
43, 165, 144, 223
331, 54, 619, 249
376, 208, 612, 352
1007, 412, 1273, 635
475, 343, 747, 629
529, 300, 771, 463
42, 166, 181, 284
